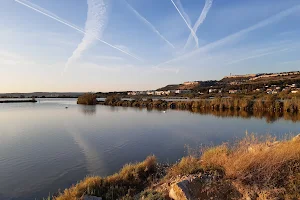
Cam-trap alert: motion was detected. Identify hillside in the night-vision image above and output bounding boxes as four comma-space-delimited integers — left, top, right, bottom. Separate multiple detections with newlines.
158, 81, 219, 91
157, 71, 300, 92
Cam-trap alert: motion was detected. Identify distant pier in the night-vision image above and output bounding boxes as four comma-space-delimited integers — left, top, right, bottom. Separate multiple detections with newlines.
0, 99, 37, 103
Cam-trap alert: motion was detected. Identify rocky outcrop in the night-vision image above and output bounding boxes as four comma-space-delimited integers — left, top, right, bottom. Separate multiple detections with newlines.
168, 172, 241, 200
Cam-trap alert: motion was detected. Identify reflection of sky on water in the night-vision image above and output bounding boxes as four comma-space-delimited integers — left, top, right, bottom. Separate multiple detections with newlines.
79, 105, 97, 115
0, 98, 299, 199
64, 122, 107, 175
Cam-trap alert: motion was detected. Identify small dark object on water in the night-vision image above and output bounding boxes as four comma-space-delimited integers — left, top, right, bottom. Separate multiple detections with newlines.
65, 107, 68, 109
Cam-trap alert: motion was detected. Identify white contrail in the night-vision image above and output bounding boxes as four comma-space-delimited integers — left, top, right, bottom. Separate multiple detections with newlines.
184, 0, 213, 50
125, 0, 175, 49
65, 0, 108, 71
226, 48, 290, 65
14, 0, 142, 63
154, 4, 300, 68
176, 0, 191, 27
170, 0, 198, 48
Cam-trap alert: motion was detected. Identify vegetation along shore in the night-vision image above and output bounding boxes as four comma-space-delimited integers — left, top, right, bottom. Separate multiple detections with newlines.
77, 93, 300, 114
50, 134, 300, 200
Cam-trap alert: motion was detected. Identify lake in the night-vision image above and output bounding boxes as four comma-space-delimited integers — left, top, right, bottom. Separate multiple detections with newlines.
0, 98, 299, 200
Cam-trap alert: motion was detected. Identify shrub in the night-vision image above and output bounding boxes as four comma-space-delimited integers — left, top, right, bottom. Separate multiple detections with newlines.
104, 95, 121, 106
77, 93, 97, 105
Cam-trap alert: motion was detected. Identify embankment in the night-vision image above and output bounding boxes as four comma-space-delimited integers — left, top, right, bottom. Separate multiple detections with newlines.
52, 134, 300, 200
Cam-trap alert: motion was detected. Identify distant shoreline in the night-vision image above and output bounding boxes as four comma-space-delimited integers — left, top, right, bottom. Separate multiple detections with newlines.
0, 99, 37, 103
0, 97, 79, 99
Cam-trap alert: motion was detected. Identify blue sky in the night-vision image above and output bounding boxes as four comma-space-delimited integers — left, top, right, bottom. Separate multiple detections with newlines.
1, 0, 300, 92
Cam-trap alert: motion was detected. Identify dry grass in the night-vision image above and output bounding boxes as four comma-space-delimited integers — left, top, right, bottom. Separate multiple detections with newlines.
103, 96, 300, 114
53, 135, 300, 200
201, 134, 300, 199
54, 156, 157, 200
166, 156, 203, 178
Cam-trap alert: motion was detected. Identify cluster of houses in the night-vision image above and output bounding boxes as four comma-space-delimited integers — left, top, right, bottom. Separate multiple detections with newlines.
255, 84, 299, 94
227, 84, 300, 95
225, 71, 300, 81
194, 83, 300, 95
226, 71, 300, 86
208, 89, 240, 94
250, 71, 300, 81
225, 84, 299, 95
128, 82, 300, 96
127, 89, 192, 96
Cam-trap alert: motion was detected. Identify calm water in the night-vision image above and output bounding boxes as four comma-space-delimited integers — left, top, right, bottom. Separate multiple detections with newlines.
0, 99, 299, 200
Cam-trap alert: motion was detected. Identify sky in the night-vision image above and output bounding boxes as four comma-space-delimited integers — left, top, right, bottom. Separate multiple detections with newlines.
0, 0, 300, 92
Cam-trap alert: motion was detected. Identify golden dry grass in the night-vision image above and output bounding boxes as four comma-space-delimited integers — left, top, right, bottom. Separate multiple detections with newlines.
201, 134, 300, 199
166, 156, 203, 178
54, 156, 157, 200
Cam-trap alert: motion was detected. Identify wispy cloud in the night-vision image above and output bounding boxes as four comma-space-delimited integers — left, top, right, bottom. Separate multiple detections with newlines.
184, 0, 213, 50
79, 62, 121, 72
0, 50, 35, 66
125, 0, 175, 49
65, 0, 109, 71
114, 45, 142, 60
155, 4, 300, 68
170, 0, 198, 47
15, 0, 142, 63
95, 55, 124, 60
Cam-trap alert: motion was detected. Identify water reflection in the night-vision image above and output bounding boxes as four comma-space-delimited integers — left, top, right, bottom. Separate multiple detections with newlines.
109, 106, 119, 112
79, 105, 97, 115
64, 123, 107, 175
141, 106, 300, 123
1, 99, 300, 200
185, 108, 300, 123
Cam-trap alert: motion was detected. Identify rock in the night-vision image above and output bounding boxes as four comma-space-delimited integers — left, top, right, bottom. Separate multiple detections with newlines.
83, 196, 102, 200
292, 134, 300, 142
169, 179, 191, 200
248, 146, 254, 153
168, 172, 242, 200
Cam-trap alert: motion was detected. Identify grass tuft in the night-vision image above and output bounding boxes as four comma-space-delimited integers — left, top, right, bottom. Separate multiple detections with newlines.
166, 156, 203, 178
54, 156, 157, 200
